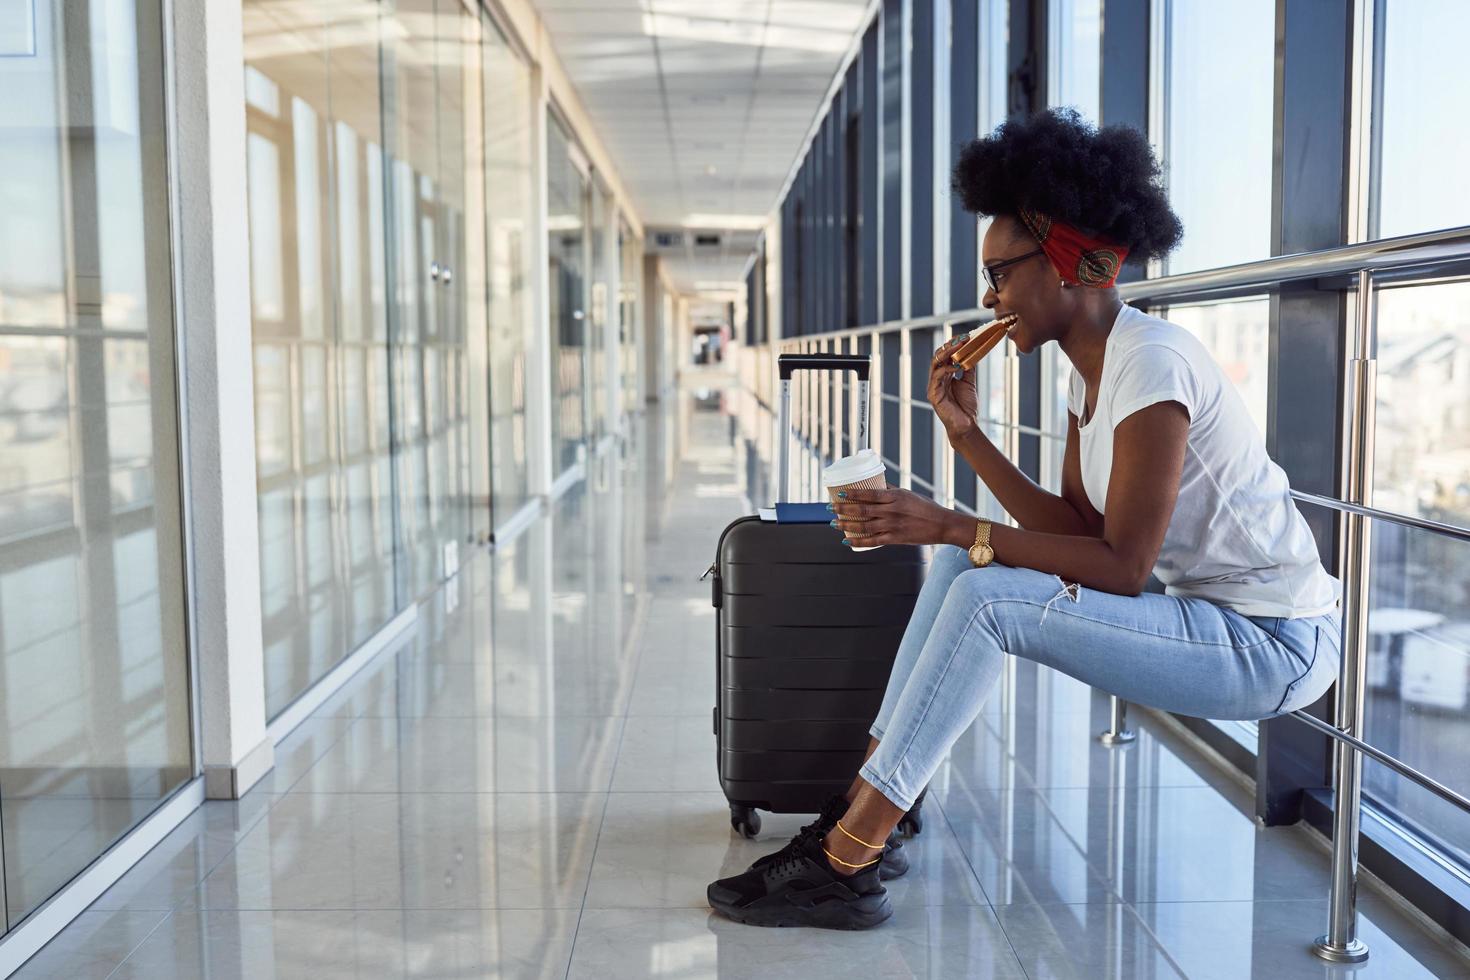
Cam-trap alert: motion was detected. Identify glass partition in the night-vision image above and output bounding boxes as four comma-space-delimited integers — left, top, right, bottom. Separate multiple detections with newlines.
245, 0, 399, 717
547, 113, 589, 476
385, 0, 474, 604
619, 219, 642, 414
588, 176, 612, 442
246, 0, 479, 717
0, 0, 191, 933
485, 17, 535, 524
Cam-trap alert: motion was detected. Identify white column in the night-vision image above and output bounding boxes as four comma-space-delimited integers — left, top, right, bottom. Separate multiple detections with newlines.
170, 0, 273, 798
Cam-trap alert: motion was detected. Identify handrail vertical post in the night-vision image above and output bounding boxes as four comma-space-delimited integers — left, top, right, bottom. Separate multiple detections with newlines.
1313, 270, 1377, 964
1100, 695, 1137, 746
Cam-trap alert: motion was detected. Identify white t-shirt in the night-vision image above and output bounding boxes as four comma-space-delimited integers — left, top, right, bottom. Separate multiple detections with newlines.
1067, 305, 1340, 618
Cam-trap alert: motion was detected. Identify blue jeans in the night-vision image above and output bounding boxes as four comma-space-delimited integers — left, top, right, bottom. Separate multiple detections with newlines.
860, 546, 1341, 810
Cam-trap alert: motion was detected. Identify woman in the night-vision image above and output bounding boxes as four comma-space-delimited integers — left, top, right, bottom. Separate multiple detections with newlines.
706, 108, 1341, 930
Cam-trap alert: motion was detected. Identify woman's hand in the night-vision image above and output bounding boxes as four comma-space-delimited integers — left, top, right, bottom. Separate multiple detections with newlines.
830, 486, 973, 548
928, 336, 980, 440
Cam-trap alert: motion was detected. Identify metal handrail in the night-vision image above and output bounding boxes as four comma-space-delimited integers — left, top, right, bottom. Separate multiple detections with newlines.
1291, 490, 1470, 544
781, 223, 1470, 344
1289, 708, 1470, 815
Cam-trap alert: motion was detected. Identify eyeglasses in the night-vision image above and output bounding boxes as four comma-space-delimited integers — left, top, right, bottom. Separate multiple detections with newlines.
981, 247, 1045, 293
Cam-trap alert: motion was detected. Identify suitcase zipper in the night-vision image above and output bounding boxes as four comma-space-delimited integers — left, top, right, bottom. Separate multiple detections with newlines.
707, 515, 759, 610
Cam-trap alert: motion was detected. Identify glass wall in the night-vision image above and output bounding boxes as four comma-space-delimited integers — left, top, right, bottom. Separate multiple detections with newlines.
1359, 2, 1470, 881
1364, 522, 1470, 870
1164, 299, 1271, 436
245, 0, 480, 718
245, 0, 398, 717
1048, 0, 1101, 123
1362, 279, 1470, 862
485, 17, 535, 523
0, 0, 192, 934
1373, 0, 1470, 239
619, 219, 642, 414
385, 0, 475, 604
547, 113, 589, 475
1041, 0, 1102, 492
588, 176, 612, 442
1374, 282, 1470, 524
1161, 0, 1274, 274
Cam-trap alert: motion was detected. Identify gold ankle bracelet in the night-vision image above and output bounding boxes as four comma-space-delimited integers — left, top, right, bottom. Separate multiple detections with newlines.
835, 821, 886, 850
821, 846, 880, 870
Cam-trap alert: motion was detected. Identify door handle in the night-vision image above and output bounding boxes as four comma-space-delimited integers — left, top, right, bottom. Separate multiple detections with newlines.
430, 261, 442, 281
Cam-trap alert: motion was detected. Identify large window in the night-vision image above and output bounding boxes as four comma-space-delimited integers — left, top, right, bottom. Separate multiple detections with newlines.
1363, 279, 1470, 864
0, 0, 192, 934
1164, 298, 1271, 436
1373, 0, 1470, 239
1364, 524, 1470, 871
1041, 0, 1101, 490
1048, 0, 1101, 123
1160, 0, 1275, 273
1372, 281, 1470, 526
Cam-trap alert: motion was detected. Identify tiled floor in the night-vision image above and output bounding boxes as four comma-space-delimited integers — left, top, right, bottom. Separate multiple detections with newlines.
13, 373, 1470, 978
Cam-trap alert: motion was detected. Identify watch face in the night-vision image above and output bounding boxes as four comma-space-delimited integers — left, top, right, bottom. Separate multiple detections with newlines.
970, 544, 994, 565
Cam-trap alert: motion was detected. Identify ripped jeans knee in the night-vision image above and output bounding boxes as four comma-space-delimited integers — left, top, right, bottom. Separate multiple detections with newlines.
1039, 576, 1082, 626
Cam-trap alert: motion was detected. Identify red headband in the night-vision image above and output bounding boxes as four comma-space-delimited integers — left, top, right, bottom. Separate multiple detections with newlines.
1018, 207, 1129, 288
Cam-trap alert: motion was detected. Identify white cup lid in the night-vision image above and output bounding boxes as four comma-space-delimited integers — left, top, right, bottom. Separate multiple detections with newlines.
822, 448, 885, 487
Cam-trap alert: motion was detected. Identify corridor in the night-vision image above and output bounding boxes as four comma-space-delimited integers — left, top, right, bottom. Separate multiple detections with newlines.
16, 376, 1470, 979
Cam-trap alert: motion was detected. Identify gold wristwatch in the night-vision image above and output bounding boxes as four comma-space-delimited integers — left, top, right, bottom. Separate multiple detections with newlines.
968, 519, 994, 568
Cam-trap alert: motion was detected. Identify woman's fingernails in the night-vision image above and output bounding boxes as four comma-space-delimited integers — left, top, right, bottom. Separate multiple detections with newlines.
837, 492, 847, 499
829, 520, 838, 528
841, 538, 852, 546
825, 503, 834, 512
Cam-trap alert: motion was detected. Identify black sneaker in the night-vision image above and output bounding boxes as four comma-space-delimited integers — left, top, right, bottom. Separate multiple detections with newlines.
879, 832, 909, 880
746, 796, 911, 880
708, 832, 893, 930
746, 795, 848, 873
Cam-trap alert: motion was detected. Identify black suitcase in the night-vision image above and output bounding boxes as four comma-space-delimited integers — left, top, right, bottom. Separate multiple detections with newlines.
709, 353, 929, 839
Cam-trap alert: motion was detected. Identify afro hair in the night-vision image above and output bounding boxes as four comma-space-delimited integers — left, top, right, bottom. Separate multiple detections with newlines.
952, 108, 1183, 261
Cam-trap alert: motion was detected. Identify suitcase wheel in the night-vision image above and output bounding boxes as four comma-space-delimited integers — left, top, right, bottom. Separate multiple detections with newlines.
730, 804, 761, 839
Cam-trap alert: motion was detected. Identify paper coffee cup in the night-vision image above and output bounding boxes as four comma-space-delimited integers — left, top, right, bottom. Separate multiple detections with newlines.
822, 449, 887, 551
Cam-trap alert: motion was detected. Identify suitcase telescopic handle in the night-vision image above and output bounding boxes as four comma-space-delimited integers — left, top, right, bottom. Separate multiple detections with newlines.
776, 353, 871, 503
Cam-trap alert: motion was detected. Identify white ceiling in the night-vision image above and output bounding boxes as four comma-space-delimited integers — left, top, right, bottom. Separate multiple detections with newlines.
529, 0, 872, 296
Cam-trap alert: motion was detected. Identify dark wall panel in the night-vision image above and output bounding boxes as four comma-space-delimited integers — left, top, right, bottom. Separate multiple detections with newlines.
882, 0, 903, 322
1099, 0, 1149, 284
861, 23, 881, 325
1257, 0, 1353, 828
910, 0, 935, 318
949, 0, 979, 311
